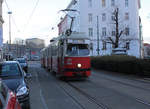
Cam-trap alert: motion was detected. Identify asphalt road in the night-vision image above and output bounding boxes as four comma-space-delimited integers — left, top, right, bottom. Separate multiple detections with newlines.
28, 61, 150, 109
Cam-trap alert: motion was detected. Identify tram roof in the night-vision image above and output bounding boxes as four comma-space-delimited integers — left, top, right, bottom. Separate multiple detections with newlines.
40, 48, 46, 52
59, 32, 90, 40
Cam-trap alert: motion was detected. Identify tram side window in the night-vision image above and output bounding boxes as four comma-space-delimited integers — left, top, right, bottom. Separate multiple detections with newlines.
51, 46, 55, 56
52, 46, 58, 56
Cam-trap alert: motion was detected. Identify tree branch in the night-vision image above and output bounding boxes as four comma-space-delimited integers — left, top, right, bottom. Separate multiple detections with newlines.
108, 37, 115, 45
119, 30, 124, 38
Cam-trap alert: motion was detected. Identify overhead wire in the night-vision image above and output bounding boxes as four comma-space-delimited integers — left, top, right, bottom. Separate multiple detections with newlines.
4, 0, 10, 11
22, 0, 40, 32
4, 0, 57, 41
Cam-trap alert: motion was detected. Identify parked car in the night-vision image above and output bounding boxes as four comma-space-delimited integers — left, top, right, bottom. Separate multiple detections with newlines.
0, 80, 22, 109
14, 58, 28, 72
31, 56, 40, 61
112, 48, 127, 55
0, 61, 30, 109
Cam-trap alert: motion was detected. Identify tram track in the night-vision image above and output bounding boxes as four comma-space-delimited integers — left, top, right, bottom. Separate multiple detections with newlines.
93, 73, 150, 92
36, 65, 150, 109
93, 70, 150, 84
36, 68, 88, 109
90, 74, 150, 107
67, 82, 111, 109
57, 79, 111, 109
89, 79, 150, 107
135, 77, 150, 83
54, 73, 150, 109
58, 82, 88, 109
36, 68, 91, 109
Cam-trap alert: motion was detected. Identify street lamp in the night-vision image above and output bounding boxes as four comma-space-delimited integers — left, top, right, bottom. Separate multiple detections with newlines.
8, 11, 12, 45
8, 11, 12, 60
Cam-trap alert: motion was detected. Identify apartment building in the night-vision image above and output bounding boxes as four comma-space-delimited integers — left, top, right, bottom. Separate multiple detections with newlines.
0, 0, 4, 60
58, 0, 142, 58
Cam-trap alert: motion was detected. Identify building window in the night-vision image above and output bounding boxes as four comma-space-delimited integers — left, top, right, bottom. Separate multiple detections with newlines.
102, 13, 106, 21
88, 28, 93, 37
111, 14, 115, 21
125, 27, 129, 36
73, 0, 77, 5
88, 13, 93, 22
90, 43, 93, 50
111, 0, 115, 6
102, 0, 106, 7
102, 41, 107, 50
125, 42, 130, 50
88, 0, 92, 7
102, 27, 106, 36
112, 31, 116, 36
125, 13, 129, 20
125, 0, 128, 7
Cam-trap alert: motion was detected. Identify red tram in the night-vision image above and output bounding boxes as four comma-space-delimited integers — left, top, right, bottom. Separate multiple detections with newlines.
41, 32, 91, 78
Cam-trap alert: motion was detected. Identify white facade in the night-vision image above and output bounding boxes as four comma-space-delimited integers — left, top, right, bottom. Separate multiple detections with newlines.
0, 0, 3, 46
0, 0, 3, 61
143, 43, 150, 58
58, 0, 142, 58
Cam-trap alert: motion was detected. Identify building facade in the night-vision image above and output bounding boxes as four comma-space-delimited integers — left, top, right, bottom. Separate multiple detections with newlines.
3, 43, 26, 59
26, 38, 45, 60
58, 0, 142, 58
26, 38, 45, 49
0, 0, 4, 60
143, 43, 150, 58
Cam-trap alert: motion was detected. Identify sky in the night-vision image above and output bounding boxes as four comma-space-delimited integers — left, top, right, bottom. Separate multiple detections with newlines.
139, 0, 150, 43
2, 0, 150, 45
3, 0, 71, 45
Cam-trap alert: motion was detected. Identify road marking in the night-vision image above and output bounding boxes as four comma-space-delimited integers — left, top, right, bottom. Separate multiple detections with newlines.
143, 78, 150, 81
135, 98, 150, 106
35, 71, 49, 109
40, 90, 49, 109
135, 78, 150, 83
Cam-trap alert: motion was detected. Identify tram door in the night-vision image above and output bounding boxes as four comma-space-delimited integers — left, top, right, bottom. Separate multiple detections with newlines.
58, 41, 64, 73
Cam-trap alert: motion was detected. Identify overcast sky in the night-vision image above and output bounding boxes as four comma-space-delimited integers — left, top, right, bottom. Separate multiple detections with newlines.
2, 0, 150, 45
3, 0, 71, 45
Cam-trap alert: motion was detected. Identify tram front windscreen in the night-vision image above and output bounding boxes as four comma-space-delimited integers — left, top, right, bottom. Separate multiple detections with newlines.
66, 44, 90, 56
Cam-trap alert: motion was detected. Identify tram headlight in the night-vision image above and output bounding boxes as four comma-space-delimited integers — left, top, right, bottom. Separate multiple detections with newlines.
77, 63, 82, 68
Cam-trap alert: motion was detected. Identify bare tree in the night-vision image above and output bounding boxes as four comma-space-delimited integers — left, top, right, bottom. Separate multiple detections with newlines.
100, 7, 135, 51
107, 8, 125, 48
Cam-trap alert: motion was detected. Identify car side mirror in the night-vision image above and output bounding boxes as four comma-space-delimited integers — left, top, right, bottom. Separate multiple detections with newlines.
25, 73, 32, 79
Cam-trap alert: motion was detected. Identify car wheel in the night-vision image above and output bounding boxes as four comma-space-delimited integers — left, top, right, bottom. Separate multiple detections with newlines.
25, 69, 28, 73
23, 100, 30, 109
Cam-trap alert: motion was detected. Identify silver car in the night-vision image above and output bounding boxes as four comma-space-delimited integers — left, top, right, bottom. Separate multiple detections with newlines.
15, 58, 28, 72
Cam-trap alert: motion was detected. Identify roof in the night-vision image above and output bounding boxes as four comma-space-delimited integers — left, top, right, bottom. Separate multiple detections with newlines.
15, 58, 25, 60
59, 32, 90, 40
144, 43, 150, 46
67, 0, 76, 9
0, 61, 19, 64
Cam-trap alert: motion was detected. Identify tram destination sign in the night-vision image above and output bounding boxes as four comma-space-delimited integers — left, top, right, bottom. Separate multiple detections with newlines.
67, 39, 90, 44
68, 39, 84, 44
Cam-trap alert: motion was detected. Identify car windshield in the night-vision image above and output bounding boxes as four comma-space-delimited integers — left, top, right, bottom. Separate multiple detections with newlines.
66, 44, 90, 56
17, 59, 26, 63
0, 63, 21, 77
